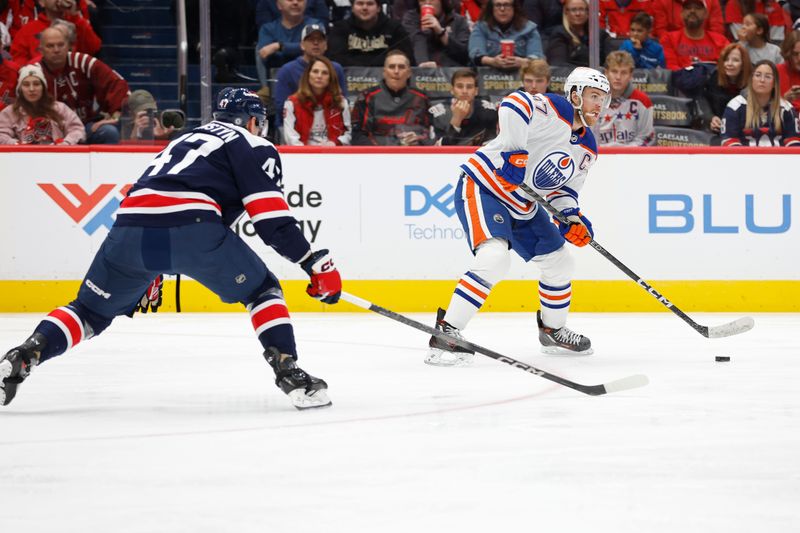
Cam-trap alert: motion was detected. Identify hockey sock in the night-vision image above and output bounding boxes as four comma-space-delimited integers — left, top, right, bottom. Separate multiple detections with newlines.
34, 306, 87, 362
444, 238, 509, 330
445, 271, 492, 330
32, 301, 112, 363
248, 292, 297, 358
538, 282, 571, 329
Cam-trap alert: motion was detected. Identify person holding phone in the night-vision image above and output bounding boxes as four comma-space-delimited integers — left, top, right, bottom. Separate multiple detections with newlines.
777, 30, 800, 114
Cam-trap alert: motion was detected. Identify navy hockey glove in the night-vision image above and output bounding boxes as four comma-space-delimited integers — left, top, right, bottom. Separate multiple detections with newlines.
300, 250, 342, 304
135, 275, 163, 313
497, 150, 529, 186
556, 208, 594, 247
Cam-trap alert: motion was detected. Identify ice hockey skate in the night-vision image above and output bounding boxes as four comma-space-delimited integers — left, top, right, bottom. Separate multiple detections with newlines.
264, 348, 331, 410
537, 311, 593, 355
0, 333, 46, 406
424, 308, 475, 367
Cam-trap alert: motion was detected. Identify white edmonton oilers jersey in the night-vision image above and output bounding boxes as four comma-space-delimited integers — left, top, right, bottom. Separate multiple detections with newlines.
459, 90, 598, 220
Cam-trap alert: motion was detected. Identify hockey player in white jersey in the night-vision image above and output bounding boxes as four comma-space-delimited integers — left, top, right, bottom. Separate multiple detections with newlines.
426, 67, 610, 366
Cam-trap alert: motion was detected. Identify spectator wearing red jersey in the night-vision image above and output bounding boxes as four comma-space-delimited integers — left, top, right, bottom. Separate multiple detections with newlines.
651, 0, 725, 38
10, 0, 100, 65
1, 0, 22, 42
777, 30, 800, 113
460, 0, 486, 28
662, 0, 729, 69
599, 0, 656, 38
35, 27, 128, 144
19, 0, 91, 23
726, 0, 792, 43
0, 56, 19, 110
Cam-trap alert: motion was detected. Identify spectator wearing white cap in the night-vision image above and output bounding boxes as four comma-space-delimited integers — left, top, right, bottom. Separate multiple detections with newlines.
0, 63, 84, 145
273, 23, 348, 132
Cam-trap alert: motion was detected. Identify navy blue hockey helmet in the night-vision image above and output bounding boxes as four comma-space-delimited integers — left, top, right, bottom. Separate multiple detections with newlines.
212, 87, 268, 134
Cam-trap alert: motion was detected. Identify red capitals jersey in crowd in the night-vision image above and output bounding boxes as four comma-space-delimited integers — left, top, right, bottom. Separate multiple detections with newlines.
651, 0, 725, 38
18, 0, 90, 25
661, 29, 729, 69
599, 0, 656, 38
1, 4, 22, 39
0, 59, 19, 111
725, 0, 792, 42
10, 11, 101, 64
35, 52, 129, 123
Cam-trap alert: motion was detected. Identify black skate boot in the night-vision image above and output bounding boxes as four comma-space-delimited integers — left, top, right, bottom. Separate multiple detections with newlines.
537, 311, 593, 355
264, 348, 331, 410
1, 333, 47, 406
424, 308, 475, 367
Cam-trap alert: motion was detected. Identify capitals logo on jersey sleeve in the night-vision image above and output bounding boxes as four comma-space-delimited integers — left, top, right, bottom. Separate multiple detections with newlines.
532, 151, 575, 190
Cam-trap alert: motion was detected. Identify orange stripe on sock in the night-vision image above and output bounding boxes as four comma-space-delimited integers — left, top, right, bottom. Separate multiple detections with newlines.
460, 279, 488, 300
539, 290, 571, 301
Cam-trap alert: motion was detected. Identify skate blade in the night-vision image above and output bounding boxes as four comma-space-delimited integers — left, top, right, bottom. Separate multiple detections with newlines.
424, 349, 474, 367
288, 388, 332, 410
540, 345, 594, 356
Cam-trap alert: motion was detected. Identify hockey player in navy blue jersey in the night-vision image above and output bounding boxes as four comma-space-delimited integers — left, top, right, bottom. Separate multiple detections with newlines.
426, 67, 610, 366
0, 88, 342, 410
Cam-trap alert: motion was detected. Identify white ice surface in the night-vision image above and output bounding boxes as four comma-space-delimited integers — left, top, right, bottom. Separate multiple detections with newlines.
1, 312, 798, 533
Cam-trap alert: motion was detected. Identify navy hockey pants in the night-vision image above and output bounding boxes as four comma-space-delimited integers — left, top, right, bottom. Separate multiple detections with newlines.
77, 222, 276, 318
29, 220, 299, 363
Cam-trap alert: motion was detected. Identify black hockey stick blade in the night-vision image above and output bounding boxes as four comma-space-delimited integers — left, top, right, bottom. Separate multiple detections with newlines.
517, 183, 755, 339
340, 291, 649, 396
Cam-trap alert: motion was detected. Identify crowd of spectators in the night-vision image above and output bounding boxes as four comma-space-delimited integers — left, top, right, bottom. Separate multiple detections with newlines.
1, 0, 799, 146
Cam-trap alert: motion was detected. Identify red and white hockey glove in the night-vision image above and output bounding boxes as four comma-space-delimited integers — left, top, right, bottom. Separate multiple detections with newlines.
300, 250, 342, 304
135, 275, 164, 313
556, 208, 594, 247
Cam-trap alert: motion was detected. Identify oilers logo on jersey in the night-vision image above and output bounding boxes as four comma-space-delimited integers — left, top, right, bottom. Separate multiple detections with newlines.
532, 152, 575, 190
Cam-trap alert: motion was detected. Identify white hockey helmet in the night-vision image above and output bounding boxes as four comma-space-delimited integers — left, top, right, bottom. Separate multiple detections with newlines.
563, 67, 610, 105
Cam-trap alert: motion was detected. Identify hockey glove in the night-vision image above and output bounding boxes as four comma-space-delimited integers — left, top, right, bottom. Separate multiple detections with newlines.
556, 208, 594, 247
300, 249, 342, 304
135, 275, 163, 313
497, 150, 529, 186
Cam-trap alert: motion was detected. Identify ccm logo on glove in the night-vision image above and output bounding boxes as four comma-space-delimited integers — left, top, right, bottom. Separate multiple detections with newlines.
497, 150, 529, 186
300, 249, 342, 304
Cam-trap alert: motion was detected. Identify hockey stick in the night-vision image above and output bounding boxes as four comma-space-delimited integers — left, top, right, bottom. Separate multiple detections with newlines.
340, 291, 648, 397
518, 183, 754, 339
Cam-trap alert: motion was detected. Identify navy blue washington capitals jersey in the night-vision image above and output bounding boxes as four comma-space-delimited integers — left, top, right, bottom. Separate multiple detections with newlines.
116, 121, 311, 262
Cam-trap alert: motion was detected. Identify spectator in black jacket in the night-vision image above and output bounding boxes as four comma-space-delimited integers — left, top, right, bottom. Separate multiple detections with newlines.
351, 50, 433, 144
703, 42, 751, 133
429, 68, 498, 144
327, 0, 417, 66
546, 0, 611, 67
401, 0, 470, 67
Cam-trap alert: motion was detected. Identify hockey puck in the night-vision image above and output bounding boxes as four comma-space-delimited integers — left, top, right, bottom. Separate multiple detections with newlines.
715, 356, 731, 362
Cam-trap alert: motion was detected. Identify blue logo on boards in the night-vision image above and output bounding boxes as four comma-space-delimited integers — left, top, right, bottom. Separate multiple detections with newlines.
404, 185, 456, 217
648, 194, 791, 234
532, 151, 575, 190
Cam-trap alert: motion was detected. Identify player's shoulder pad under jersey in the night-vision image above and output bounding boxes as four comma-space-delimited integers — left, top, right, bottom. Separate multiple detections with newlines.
540, 93, 575, 125
500, 89, 535, 123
